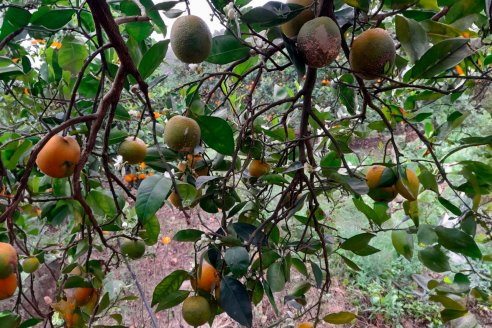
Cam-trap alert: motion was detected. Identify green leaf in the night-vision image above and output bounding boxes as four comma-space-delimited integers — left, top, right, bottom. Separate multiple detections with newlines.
444, 0, 484, 24
138, 40, 169, 80
267, 262, 286, 292
196, 115, 234, 155
224, 246, 250, 277
418, 164, 439, 193
417, 224, 438, 246
0, 311, 21, 328
418, 246, 451, 272
172, 229, 203, 242
341, 233, 376, 251
429, 295, 466, 311
0, 7, 31, 42
19, 318, 43, 328
395, 15, 428, 63
324, 311, 357, 324
288, 281, 311, 298
64, 276, 92, 288
440, 309, 468, 323
58, 35, 88, 75
241, 2, 305, 29
291, 257, 308, 276
403, 200, 419, 226
140, 214, 160, 246
437, 197, 462, 216
219, 277, 253, 328
140, 0, 167, 35
337, 74, 356, 114
86, 189, 119, 218
339, 254, 361, 271
391, 230, 414, 261
152, 270, 189, 306
435, 226, 482, 259
108, 129, 128, 145
30, 8, 75, 30
206, 35, 250, 65
406, 38, 473, 80
260, 174, 288, 185
155, 290, 190, 312
310, 260, 323, 288
152, 1, 181, 11
135, 175, 172, 224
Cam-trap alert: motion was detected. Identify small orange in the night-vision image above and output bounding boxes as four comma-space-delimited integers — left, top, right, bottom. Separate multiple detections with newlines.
249, 159, 271, 178
36, 134, 81, 178
70, 287, 94, 306
298, 322, 313, 328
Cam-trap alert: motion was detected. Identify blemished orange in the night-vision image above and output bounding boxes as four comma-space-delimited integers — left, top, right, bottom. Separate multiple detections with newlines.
249, 159, 271, 178
191, 261, 220, 292
163, 115, 201, 152
36, 134, 81, 178
0, 242, 17, 279
0, 273, 17, 300
181, 295, 212, 327
118, 136, 147, 164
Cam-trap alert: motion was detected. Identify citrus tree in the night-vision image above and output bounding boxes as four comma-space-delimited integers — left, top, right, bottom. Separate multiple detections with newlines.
0, 0, 491, 327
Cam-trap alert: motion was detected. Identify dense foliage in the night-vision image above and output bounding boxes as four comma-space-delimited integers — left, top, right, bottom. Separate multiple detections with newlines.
0, 0, 491, 327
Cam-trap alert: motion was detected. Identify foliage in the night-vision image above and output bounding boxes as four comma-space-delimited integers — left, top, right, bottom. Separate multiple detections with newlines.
0, 0, 491, 327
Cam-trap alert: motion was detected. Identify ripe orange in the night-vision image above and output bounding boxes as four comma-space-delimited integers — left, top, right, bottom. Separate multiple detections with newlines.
118, 136, 147, 164
395, 168, 420, 201
163, 115, 201, 153
36, 134, 81, 178
367, 185, 398, 202
366, 165, 398, 202
73, 287, 95, 306
191, 261, 220, 292
64, 311, 81, 328
249, 159, 271, 178
22, 256, 40, 273
0, 242, 17, 279
0, 273, 17, 300
298, 322, 314, 328
181, 296, 212, 327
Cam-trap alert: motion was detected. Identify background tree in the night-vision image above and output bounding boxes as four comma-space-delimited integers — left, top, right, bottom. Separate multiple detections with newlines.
0, 0, 491, 327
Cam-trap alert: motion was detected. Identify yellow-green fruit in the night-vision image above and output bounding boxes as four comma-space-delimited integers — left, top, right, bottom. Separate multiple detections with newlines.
368, 186, 398, 202
181, 296, 212, 327
118, 136, 147, 164
297, 16, 341, 68
396, 168, 419, 201
120, 240, 146, 260
349, 28, 396, 80
281, 0, 315, 38
164, 115, 201, 153
22, 257, 40, 274
0, 242, 17, 279
170, 15, 212, 63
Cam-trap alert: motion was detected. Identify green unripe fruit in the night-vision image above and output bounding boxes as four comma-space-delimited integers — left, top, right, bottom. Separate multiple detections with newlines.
349, 28, 396, 80
182, 296, 212, 327
297, 17, 341, 68
22, 257, 40, 273
163, 115, 201, 153
120, 240, 146, 260
118, 136, 147, 164
170, 15, 212, 63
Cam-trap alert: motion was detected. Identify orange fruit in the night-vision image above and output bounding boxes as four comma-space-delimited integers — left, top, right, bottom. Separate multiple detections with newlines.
170, 15, 212, 64
297, 16, 341, 68
281, 0, 315, 38
118, 136, 147, 164
0, 242, 17, 279
298, 322, 314, 328
22, 256, 40, 273
64, 311, 81, 328
191, 261, 220, 292
70, 287, 94, 306
163, 115, 201, 153
181, 296, 212, 327
395, 168, 419, 201
365, 165, 397, 189
368, 185, 398, 202
0, 273, 17, 300
350, 28, 396, 80
36, 134, 81, 178
249, 159, 271, 178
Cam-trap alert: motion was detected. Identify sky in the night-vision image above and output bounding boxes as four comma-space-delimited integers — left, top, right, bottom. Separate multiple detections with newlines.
161, 0, 286, 33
